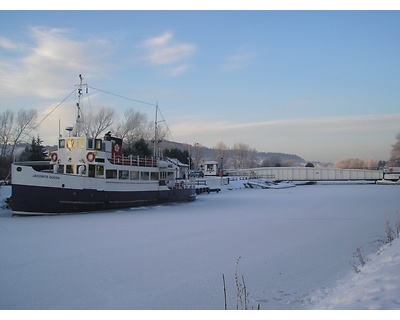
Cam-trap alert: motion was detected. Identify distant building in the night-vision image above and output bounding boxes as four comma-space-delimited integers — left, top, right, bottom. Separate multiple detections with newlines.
166, 158, 189, 179
203, 161, 219, 176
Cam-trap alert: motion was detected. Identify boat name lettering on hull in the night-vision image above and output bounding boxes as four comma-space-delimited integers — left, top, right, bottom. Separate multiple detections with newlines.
32, 174, 60, 180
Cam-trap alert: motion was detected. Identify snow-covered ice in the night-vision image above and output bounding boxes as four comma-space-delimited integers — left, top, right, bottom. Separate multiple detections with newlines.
0, 179, 399, 311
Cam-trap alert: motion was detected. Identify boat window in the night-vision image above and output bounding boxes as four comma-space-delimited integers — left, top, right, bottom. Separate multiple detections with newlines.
119, 170, 129, 180
59, 139, 65, 148
88, 165, 95, 177
67, 139, 75, 149
77, 138, 85, 149
130, 171, 140, 180
95, 139, 102, 150
106, 170, 117, 179
57, 165, 64, 174
160, 171, 166, 180
66, 165, 74, 174
87, 138, 94, 150
96, 165, 104, 177
151, 172, 158, 180
142, 172, 150, 180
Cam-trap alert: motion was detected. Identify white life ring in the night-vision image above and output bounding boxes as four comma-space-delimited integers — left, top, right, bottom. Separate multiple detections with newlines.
86, 152, 95, 162
51, 152, 58, 162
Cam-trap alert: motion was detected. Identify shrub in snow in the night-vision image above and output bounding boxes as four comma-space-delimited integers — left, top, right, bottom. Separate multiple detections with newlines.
351, 247, 366, 273
353, 213, 400, 273
222, 256, 260, 310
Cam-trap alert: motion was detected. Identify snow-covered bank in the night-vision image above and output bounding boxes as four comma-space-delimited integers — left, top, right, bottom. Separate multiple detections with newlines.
0, 182, 399, 310
311, 238, 400, 309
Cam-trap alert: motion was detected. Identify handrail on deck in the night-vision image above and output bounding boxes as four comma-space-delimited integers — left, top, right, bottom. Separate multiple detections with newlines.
108, 155, 157, 167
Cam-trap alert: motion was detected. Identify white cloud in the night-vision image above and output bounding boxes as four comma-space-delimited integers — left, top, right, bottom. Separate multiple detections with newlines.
169, 64, 190, 77
0, 36, 27, 51
221, 48, 257, 71
143, 32, 173, 47
0, 26, 114, 99
140, 31, 196, 74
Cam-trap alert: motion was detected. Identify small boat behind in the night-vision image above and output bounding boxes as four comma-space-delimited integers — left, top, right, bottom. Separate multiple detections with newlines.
376, 179, 400, 185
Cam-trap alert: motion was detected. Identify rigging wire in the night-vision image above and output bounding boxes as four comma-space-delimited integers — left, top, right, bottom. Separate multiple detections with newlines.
156, 104, 175, 143
90, 85, 176, 143
88, 86, 156, 107
26, 87, 77, 139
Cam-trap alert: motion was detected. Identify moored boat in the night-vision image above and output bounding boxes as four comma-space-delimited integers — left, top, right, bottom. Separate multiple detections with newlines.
10, 76, 196, 216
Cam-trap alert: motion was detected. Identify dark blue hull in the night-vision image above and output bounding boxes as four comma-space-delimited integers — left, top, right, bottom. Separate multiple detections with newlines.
11, 184, 196, 216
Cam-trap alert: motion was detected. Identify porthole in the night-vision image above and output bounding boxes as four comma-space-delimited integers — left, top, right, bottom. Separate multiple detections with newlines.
16, 167, 22, 172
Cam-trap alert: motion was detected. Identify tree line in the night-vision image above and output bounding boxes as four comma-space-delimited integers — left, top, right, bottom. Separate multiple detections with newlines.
0, 109, 38, 180
333, 133, 400, 169
1, 106, 400, 179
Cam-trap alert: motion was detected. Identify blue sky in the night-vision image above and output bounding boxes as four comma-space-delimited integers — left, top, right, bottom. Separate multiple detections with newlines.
1, 7, 399, 162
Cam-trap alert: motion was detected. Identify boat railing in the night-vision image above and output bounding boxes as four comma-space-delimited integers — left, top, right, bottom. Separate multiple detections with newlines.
108, 155, 158, 167
171, 179, 195, 189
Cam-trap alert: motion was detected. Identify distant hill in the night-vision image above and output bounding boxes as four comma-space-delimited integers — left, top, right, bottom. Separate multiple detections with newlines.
161, 141, 305, 165
256, 151, 305, 164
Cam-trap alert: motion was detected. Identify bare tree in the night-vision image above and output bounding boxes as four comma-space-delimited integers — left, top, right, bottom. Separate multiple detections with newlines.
244, 148, 258, 168
388, 132, 400, 167
113, 108, 152, 148
81, 106, 118, 138
192, 143, 204, 170
153, 123, 168, 143
281, 159, 295, 167
232, 142, 250, 169
365, 158, 378, 170
213, 141, 230, 169
261, 155, 281, 167
0, 110, 14, 158
9, 109, 38, 160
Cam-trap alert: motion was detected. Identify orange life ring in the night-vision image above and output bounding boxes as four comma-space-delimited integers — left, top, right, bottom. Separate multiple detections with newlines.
51, 152, 58, 162
86, 152, 95, 162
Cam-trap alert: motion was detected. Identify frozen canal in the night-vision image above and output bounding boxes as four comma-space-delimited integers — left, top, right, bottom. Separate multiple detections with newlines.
0, 183, 399, 310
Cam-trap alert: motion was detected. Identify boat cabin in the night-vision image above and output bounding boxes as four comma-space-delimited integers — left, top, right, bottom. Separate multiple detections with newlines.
49, 133, 169, 181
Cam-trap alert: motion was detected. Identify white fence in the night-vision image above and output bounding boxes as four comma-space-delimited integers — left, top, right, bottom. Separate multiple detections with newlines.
226, 167, 384, 181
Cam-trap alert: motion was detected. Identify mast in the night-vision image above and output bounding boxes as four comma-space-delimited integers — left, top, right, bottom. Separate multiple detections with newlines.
154, 103, 158, 158
153, 103, 164, 158
75, 74, 87, 136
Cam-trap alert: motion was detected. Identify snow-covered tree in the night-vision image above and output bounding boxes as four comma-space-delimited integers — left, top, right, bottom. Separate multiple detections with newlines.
388, 132, 400, 167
